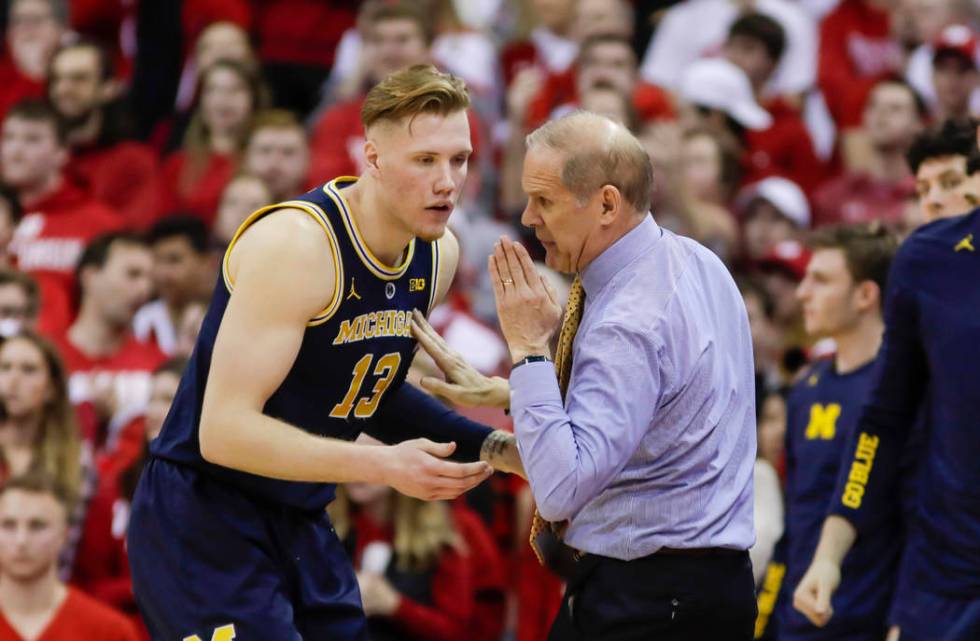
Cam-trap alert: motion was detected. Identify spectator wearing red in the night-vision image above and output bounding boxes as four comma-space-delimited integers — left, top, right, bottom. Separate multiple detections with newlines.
52, 233, 164, 465
252, 0, 358, 117
818, 0, 903, 132
499, 0, 578, 88
813, 80, 925, 227
524, 34, 675, 130
0, 187, 23, 269
0, 472, 138, 641
241, 109, 311, 202
3, 100, 123, 336
159, 59, 266, 226
72, 357, 185, 641
723, 13, 826, 195
331, 483, 477, 641
47, 39, 162, 230
309, 2, 433, 182
929, 24, 980, 123
0, 0, 66, 122
133, 216, 216, 357
0, 269, 39, 338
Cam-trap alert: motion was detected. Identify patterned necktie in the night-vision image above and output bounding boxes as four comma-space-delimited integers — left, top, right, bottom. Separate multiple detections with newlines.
529, 276, 585, 565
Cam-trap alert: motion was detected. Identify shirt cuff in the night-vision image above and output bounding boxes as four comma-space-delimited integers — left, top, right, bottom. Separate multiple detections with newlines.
509, 360, 563, 412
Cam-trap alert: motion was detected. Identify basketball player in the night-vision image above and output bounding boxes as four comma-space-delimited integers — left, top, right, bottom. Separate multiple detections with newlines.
127, 65, 522, 641
764, 224, 899, 641
794, 138, 980, 640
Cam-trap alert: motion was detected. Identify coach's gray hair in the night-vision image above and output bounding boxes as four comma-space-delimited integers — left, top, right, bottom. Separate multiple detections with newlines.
525, 111, 653, 214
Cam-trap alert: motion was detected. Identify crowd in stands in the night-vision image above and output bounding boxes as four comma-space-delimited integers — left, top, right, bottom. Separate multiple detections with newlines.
0, 0, 977, 639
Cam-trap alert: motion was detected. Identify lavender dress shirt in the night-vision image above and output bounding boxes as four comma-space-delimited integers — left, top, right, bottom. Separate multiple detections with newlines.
510, 215, 756, 560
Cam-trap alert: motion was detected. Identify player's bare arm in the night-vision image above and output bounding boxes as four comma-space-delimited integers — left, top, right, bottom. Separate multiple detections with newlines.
200, 208, 492, 499
793, 515, 858, 627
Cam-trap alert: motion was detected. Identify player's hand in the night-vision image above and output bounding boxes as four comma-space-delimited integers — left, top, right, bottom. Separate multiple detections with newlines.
410, 309, 510, 409
381, 439, 493, 501
490, 237, 562, 363
793, 557, 841, 627
480, 430, 527, 479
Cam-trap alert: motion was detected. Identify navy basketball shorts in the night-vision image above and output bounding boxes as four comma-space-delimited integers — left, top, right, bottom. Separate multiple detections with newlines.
128, 458, 366, 641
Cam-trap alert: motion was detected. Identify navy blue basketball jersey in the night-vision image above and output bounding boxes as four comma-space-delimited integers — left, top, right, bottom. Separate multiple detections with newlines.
778, 357, 900, 639
150, 177, 441, 511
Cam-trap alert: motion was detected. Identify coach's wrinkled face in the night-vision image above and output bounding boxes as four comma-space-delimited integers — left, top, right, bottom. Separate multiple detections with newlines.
521, 146, 603, 274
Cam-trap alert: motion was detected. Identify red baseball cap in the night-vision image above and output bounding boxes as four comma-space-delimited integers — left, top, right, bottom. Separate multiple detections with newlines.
933, 24, 980, 69
755, 240, 812, 282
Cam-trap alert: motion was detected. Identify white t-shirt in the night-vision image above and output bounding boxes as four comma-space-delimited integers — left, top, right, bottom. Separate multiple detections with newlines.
640, 0, 818, 97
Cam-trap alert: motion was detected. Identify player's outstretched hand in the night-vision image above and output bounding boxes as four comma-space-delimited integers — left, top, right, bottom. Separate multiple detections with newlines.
382, 438, 493, 501
410, 309, 510, 409
793, 558, 841, 627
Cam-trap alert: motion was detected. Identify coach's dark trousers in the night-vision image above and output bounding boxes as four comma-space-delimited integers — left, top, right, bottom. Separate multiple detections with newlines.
547, 549, 757, 641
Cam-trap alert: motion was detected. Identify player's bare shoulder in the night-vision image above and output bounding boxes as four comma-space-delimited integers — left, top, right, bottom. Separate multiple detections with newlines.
226, 207, 338, 322
433, 227, 460, 305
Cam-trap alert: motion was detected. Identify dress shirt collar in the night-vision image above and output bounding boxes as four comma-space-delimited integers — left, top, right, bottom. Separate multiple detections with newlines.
580, 214, 661, 298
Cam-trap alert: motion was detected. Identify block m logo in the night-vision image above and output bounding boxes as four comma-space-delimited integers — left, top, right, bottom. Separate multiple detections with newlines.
805, 403, 841, 440
184, 624, 236, 641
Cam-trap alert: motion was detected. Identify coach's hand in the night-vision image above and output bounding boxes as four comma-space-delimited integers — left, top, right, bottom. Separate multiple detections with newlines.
410, 309, 510, 409
793, 558, 841, 627
490, 237, 562, 363
380, 439, 493, 501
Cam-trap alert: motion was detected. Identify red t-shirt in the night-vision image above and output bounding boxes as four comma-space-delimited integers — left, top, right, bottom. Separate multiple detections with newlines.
52, 333, 166, 453
69, 141, 163, 230
812, 172, 915, 227
744, 97, 827, 197
0, 587, 139, 641
818, 0, 902, 129
0, 54, 45, 123
252, 0, 357, 67
10, 182, 124, 335
525, 67, 675, 129
159, 150, 235, 226
309, 97, 484, 186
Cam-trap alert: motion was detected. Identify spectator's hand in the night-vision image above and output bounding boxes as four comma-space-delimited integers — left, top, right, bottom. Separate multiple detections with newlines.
357, 572, 401, 616
793, 557, 841, 627
410, 309, 510, 409
489, 237, 562, 364
506, 67, 545, 124
380, 439, 493, 501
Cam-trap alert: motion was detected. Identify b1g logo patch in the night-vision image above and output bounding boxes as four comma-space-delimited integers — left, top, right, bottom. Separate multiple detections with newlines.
409, 278, 426, 292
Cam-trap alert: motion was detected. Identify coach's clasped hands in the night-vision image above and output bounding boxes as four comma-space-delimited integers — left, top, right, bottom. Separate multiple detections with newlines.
489, 237, 562, 363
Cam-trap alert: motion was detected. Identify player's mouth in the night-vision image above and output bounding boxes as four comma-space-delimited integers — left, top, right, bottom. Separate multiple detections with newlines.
425, 203, 454, 216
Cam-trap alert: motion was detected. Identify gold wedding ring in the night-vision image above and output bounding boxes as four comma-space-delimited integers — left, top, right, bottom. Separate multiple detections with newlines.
502, 278, 514, 284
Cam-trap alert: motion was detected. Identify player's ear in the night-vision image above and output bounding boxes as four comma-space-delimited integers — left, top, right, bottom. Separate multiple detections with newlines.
363, 137, 381, 177
855, 280, 880, 312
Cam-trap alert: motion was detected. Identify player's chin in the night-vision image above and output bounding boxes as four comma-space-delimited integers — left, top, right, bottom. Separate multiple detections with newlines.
414, 221, 449, 243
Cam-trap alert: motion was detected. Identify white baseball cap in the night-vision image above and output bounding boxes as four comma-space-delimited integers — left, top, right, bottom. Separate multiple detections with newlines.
736, 176, 810, 228
679, 58, 773, 131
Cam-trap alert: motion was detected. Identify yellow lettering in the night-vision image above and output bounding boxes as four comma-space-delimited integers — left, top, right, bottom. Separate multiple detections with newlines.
840, 432, 879, 509
184, 624, 236, 641
383, 311, 396, 337
333, 319, 356, 345
805, 403, 841, 440
409, 278, 426, 292
352, 315, 365, 342
364, 312, 376, 339
754, 563, 785, 639
395, 311, 406, 336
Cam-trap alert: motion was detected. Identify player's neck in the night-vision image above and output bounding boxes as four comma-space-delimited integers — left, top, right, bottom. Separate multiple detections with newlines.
0, 570, 65, 621
343, 179, 413, 266
69, 308, 129, 358
833, 314, 883, 374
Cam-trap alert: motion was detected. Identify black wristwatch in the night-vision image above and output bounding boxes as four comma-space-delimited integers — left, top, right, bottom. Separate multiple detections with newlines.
512, 354, 552, 369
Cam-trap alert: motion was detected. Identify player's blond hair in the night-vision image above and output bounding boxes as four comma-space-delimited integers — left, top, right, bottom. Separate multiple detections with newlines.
361, 64, 469, 131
